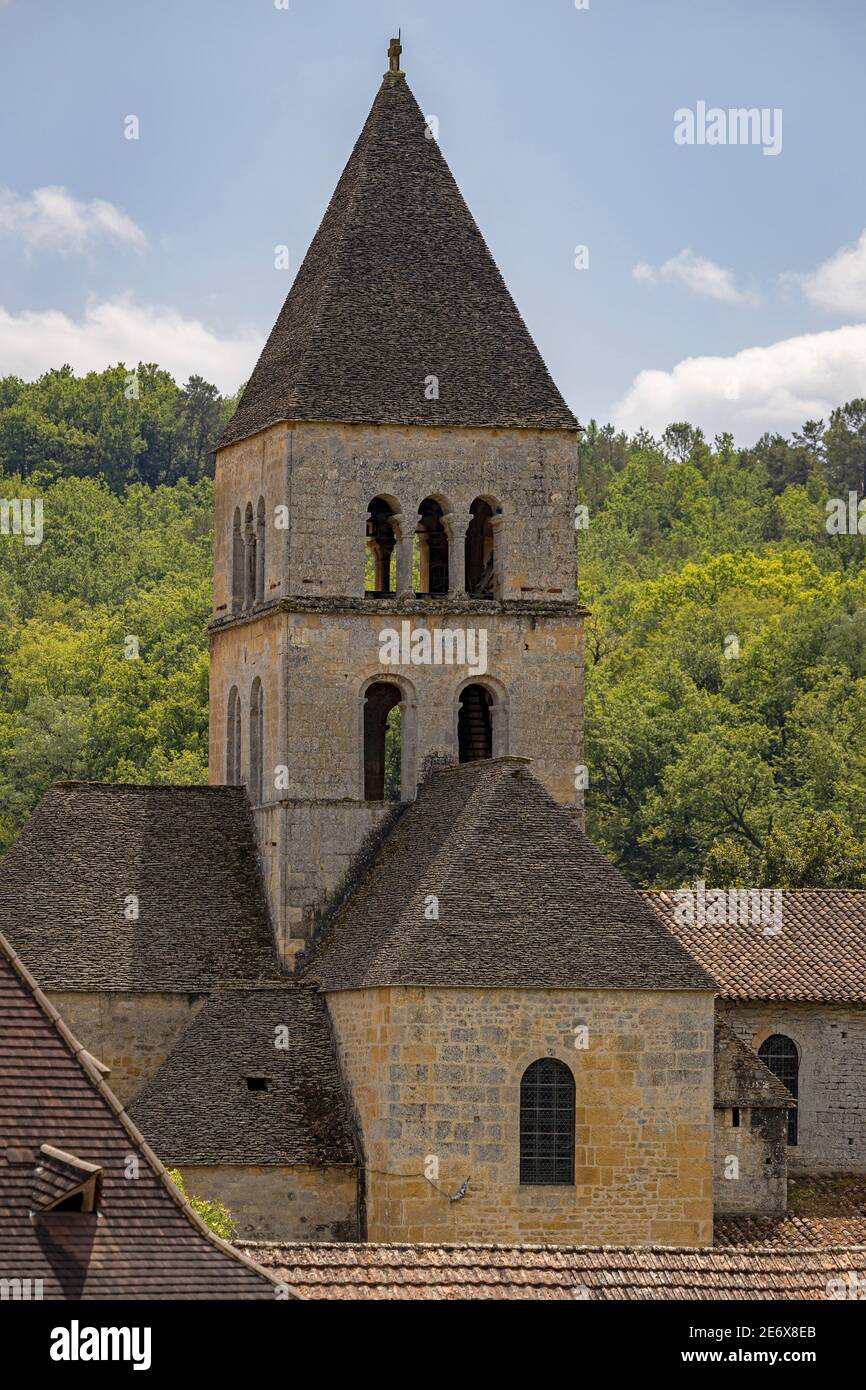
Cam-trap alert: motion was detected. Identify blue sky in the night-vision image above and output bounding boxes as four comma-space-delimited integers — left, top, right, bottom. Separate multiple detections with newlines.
1, 0, 864, 442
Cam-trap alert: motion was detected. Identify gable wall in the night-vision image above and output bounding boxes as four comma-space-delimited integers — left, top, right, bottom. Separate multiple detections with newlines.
713, 1104, 787, 1214
327, 985, 715, 1246
47, 991, 206, 1104
175, 1164, 359, 1243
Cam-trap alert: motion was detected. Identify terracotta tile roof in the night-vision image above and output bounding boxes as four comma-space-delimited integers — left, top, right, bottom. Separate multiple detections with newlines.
715, 1217, 866, 1250
220, 71, 578, 448
0, 932, 279, 1299
716, 1175, 866, 1249
243, 1241, 866, 1300
714, 1022, 792, 1108
642, 889, 866, 1002
307, 760, 715, 993
130, 986, 358, 1167
0, 782, 281, 990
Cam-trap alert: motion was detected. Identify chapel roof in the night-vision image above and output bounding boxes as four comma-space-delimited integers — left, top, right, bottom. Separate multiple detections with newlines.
0, 782, 281, 992
219, 65, 578, 447
129, 986, 358, 1168
306, 758, 716, 993
243, 1239, 866, 1301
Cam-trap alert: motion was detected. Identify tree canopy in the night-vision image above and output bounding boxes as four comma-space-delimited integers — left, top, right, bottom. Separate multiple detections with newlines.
1, 364, 864, 885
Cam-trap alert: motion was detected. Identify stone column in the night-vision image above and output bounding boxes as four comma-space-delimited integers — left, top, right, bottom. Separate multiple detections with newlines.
392, 514, 415, 597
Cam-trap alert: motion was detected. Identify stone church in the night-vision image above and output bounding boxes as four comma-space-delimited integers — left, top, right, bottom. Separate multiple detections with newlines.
2, 43, 863, 1246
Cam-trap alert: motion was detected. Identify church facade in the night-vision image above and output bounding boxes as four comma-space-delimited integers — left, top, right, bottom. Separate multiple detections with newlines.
2, 44, 862, 1248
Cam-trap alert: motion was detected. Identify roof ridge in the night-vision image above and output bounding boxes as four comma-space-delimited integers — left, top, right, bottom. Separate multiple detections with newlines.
382, 761, 515, 978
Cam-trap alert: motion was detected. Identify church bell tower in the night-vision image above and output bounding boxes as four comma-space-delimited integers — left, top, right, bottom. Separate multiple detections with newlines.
208, 42, 585, 967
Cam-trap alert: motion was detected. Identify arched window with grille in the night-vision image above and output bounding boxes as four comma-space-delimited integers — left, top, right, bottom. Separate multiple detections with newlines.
519, 1058, 575, 1185
757, 1034, 799, 1145
249, 677, 264, 804
226, 687, 242, 785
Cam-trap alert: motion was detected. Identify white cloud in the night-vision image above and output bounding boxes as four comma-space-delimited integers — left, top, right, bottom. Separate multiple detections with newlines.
0, 296, 264, 394
0, 186, 147, 253
611, 322, 866, 441
792, 229, 866, 315
632, 248, 758, 305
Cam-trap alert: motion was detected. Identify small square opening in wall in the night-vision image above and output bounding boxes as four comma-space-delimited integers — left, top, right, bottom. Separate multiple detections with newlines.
245, 1077, 272, 1092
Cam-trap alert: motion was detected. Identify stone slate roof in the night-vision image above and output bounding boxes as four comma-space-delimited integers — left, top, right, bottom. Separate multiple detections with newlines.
714, 1023, 792, 1109
244, 1241, 866, 1300
0, 932, 278, 1299
0, 782, 281, 991
308, 759, 715, 993
643, 889, 866, 1002
129, 987, 357, 1167
220, 70, 578, 447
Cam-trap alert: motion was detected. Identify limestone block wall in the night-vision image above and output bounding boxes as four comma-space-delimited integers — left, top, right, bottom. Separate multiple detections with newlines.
713, 1105, 787, 1215
176, 1164, 359, 1242
213, 421, 579, 611
213, 423, 288, 619
48, 991, 206, 1104
327, 986, 715, 1246
254, 799, 395, 961
208, 609, 283, 802
209, 598, 583, 962
721, 1001, 866, 1173
209, 586, 583, 809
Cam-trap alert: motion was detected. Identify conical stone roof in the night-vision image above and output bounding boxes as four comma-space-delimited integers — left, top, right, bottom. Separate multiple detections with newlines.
220, 69, 578, 446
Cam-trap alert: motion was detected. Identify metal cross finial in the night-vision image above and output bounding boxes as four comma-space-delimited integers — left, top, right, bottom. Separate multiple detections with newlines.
388, 32, 402, 73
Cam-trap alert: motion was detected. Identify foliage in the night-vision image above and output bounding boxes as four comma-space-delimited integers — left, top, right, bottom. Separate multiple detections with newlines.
1, 365, 865, 890
580, 402, 866, 885
0, 364, 236, 491
167, 1169, 237, 1240
0, 469, 212, 853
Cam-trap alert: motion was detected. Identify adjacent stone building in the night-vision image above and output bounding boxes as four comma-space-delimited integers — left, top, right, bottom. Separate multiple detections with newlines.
713, 1022, 790, 1216
646, 890, 866, 1176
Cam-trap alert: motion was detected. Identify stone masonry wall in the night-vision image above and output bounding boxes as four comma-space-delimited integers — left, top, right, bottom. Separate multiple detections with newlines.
212, 421, 579, 611
210, 420, 584, 964
176, 1164, 359, 1242
721, 1001, 866, 1173
327, 986, 715, 1246
713, 1104, 787, 1215
48, 991, 206, 1104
